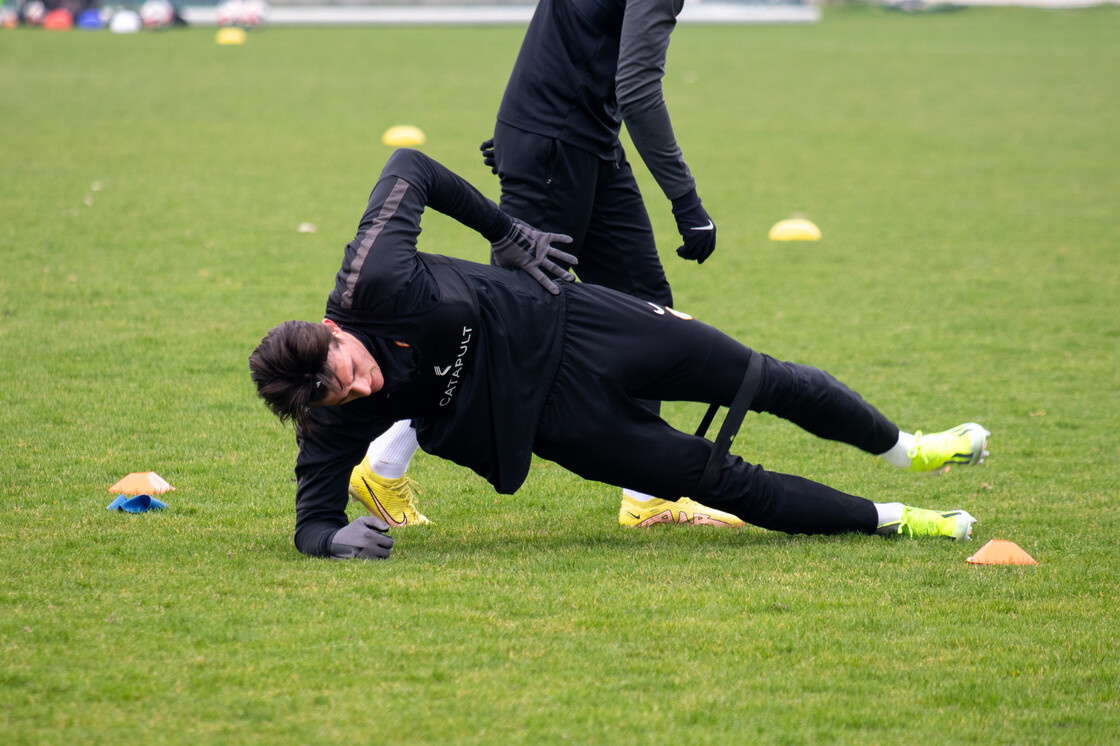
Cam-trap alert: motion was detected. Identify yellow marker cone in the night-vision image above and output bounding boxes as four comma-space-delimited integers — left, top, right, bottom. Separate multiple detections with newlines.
769, 218, 821, 241
966, 539, 1037, 566
382, 125, 426, 147
216, 27, 246, 45
110, 472, 176, 495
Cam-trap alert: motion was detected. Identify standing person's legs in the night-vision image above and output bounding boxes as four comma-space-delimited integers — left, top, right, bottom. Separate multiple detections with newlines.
493, 126, 673, 309
578, 151, 673, 308
492, 123, 597, 255
494, 126, 732, 523
574, 149, 688, 514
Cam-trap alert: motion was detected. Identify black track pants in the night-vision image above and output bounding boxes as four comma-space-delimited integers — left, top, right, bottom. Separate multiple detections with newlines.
532, 285, 897, 535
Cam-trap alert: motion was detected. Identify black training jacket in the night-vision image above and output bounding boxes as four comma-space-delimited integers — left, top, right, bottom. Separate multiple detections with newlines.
496, 0, 695, 200
291, 149, 566, 556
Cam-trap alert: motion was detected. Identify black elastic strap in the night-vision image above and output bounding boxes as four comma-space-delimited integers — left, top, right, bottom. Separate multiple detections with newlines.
694, 402, 719, 441
693, 353, 764, 500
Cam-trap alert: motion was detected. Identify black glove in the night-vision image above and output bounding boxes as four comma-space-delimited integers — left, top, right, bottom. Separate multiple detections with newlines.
491, 218, 578, 295
329, 516, 394, 560
480, 138, 498, 175
671, 188, 717, 264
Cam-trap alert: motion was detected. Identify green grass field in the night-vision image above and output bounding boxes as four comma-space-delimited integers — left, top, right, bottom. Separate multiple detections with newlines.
2, 5, 1118, 743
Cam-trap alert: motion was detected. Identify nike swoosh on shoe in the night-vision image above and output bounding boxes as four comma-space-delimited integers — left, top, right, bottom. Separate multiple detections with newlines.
364, 479, 409, 526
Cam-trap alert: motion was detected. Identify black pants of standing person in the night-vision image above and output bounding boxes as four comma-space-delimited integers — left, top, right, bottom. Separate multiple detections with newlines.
493, 121, 674, 308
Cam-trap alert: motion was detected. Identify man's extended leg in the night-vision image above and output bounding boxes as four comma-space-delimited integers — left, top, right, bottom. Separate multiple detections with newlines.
532, 297, 883, 536
534, 384, 879, 535
670, 348, 982, 537
534, 284, 979, 538
535, 387, 974, 539
599, 291, 989, 475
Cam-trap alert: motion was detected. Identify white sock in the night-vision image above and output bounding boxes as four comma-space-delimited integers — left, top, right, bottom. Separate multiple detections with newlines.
366, 420, 419, 480
880, 431, 917, 469
874, 502, 905, 533
622, 488, 660, 504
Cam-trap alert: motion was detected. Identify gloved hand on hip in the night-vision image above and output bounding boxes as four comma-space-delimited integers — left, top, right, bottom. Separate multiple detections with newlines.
491, 218, 578, 295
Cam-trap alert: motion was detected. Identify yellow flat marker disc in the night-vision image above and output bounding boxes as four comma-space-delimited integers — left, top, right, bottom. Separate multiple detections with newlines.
768, 218, 821, 241
382, 125, 427, 147
216, 27, 247, 44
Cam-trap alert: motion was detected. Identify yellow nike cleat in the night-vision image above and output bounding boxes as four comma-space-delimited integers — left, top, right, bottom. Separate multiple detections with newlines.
878, 506, 977, 541
348, 457, 430, 527
907, 423, 990, 474
618, 495, 745, 528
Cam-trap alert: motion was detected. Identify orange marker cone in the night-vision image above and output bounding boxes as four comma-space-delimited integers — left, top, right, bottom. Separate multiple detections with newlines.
966, 539, 1037, 566
109, 472, 176, 495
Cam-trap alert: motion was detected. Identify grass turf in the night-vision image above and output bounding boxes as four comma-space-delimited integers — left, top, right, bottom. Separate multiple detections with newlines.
1, 5, 1118, 743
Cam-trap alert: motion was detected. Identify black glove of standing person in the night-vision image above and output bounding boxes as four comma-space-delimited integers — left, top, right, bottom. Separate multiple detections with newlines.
480, 138, 498, 175
491, 218, 578, 295
671, 188, 717, 264
329, 516, 394, 560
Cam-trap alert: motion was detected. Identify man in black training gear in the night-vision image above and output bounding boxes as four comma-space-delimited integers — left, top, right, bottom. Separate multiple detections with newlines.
249, 150, 986, 559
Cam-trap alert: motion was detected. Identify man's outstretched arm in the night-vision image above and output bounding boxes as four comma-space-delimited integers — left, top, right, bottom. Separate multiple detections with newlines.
292, 413, 391, 557
617, 0, 717, 264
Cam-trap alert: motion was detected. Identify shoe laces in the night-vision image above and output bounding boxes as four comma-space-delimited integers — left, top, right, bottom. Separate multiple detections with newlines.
906, 431, 924, 461
897, 508, 936, 538
384, 476, 421, 503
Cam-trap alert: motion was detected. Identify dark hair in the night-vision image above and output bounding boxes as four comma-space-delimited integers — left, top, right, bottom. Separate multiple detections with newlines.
248, 320, 339, 425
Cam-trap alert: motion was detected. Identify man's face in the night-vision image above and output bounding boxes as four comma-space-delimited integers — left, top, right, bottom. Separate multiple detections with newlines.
315, 319, 384, 407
